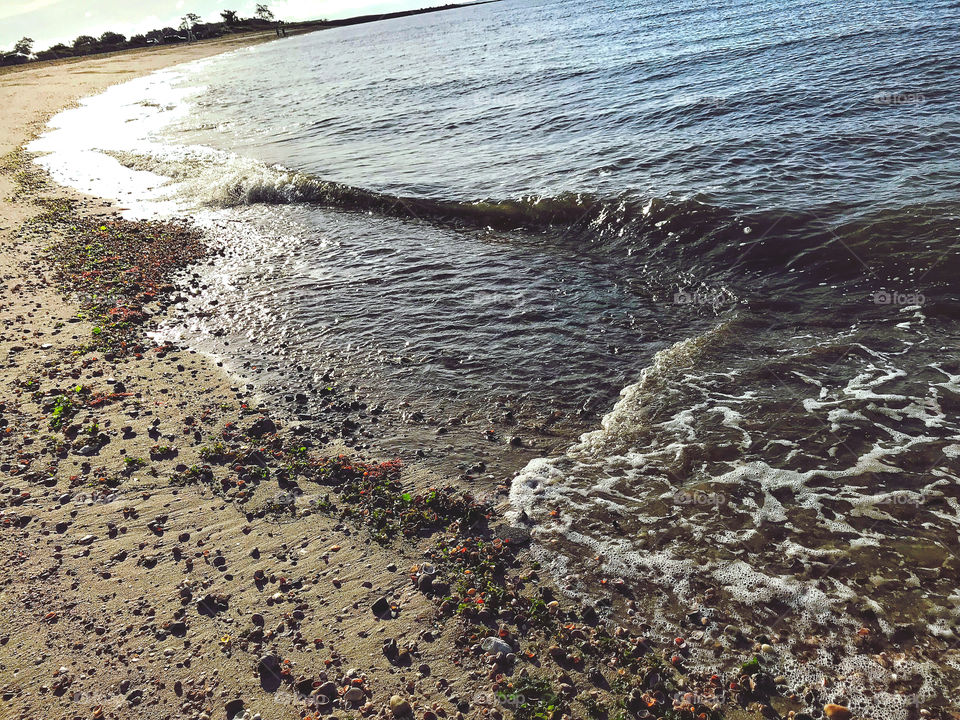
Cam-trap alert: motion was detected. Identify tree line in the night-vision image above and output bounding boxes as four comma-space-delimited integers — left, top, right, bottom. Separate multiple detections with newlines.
3, 5, 279, 66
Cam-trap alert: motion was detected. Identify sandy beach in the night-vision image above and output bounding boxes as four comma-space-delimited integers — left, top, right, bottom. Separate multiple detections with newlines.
0, 33, 457, 720
0, 31, 862, 720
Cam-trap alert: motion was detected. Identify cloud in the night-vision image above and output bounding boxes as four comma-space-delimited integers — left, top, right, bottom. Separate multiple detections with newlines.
268, 0, 428, 22
0, 0, 66, 22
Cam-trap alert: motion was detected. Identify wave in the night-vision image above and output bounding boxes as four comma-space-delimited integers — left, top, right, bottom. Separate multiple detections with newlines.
508, 307, 960, 720
107, 147, 960, 298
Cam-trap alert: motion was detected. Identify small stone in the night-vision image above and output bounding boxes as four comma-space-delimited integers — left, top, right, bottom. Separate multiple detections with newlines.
390, 696, 412, 717
824, 705, 853, 720
249, 417, 277, 437
258, 654, 282, 690
481, 637, 512, 655
344, 687, 366, 704
197, 593, 228, 615
372, 596, 391, 616
315, 680, 337, 701
78, 534, 96, 545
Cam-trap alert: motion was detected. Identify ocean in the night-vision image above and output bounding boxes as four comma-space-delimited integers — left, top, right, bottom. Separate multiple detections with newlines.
28, 0, 960, 715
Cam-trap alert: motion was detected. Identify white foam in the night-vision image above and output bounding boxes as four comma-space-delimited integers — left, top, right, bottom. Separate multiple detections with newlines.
509, 311, 960, 718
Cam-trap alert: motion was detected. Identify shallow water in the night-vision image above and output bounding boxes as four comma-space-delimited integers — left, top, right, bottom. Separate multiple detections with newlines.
28, 0, 960, 714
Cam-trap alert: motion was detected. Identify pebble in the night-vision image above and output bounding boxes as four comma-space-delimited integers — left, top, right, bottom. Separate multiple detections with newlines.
225, 699, 245, 719
480, 637, 512, 655
824, 705, 853, 720
249, 417, 277, 437
315, 680, 337, 700
389, 695, 412, 717
417, 574, 433, 592
344, 687, 366, 704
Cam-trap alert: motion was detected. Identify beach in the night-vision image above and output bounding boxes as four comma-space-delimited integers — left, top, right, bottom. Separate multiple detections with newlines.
0, 33, 750, 720
1, 5, 957, 719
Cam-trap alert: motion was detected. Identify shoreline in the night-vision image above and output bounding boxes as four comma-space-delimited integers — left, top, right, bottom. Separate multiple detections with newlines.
0, 41, 855, 720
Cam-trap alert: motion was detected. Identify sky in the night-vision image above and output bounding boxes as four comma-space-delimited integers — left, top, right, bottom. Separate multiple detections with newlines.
2, 0, 432, 52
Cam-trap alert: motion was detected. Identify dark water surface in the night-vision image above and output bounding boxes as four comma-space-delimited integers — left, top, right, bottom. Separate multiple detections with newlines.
30, 0, 960, 714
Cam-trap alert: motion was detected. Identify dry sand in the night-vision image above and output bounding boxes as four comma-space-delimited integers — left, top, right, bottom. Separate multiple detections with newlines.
0, 33, 470, 720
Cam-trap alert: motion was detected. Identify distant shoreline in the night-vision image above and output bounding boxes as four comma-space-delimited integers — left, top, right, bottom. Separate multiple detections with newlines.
0, 1, 503, 75
314, 0, 504, 28
0, 29, 296, 76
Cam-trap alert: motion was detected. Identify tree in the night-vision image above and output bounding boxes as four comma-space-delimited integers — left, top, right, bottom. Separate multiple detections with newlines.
255, 3, 274, 21
128, 34, 148, 47
220, 9, 239, 24
99, 31, 126, 46
72, 35, 98, 54
192, 23, 221, 39
14, 37, 33, 55
36, 43, 73, 60
180, 13, 201, 31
